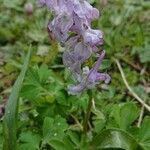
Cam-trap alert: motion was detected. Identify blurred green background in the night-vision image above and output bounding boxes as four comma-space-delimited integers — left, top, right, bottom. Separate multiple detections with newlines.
0, 0, 150, 149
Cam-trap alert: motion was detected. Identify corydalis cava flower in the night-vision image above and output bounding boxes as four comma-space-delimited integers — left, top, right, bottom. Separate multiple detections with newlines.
38, 0, 110, 95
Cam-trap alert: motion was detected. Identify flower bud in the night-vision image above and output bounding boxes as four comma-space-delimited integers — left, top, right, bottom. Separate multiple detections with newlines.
24, 2, 33, 15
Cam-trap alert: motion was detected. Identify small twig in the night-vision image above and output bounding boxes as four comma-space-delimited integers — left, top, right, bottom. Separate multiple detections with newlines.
70, 114, 83, 130
88, 121, 92, 131
92, 98, 96, 110
137, 106, 144, 127
115, 59, 150, 112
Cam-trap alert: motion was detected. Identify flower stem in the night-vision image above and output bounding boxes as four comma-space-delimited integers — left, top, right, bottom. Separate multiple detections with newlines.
83, 90, 93, 134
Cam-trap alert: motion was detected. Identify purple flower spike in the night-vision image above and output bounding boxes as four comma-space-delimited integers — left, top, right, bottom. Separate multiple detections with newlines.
38, 0, 110, 95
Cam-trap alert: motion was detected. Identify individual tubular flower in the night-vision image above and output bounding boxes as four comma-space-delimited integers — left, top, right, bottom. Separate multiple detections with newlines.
38, 0, 110, 95
72, 0, 99, 22
83, 28, 104, 46
48, 13, 73, 43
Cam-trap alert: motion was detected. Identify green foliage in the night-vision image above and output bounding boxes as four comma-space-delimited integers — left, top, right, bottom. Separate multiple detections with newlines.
0, 0, 150, 150
91, 129, 143, 150
138, 116, 150, 150
3, 49, 31, 150
132, 43, 150, 63
107, 102, 140, 130
21, 64, 64, 105
0, 124, 3, 150
42, 116, 68, 143
18, 131, 41, 150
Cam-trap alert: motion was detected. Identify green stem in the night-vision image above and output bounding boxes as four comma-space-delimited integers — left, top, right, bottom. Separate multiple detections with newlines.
83, 90, 93, 134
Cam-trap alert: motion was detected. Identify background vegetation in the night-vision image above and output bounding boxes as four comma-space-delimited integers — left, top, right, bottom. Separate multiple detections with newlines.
0, 0, 150, 149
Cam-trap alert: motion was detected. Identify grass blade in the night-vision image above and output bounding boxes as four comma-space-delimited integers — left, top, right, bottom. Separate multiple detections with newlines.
3, 48, 31, 150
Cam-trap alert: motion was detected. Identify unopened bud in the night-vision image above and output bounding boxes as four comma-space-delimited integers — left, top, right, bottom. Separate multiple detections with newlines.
24, 2, 33, 15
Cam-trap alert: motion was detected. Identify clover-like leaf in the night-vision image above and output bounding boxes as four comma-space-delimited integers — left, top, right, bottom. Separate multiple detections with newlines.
108, 102, 139, 130
19, 131, 41, 150
91, 129, 143, 150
